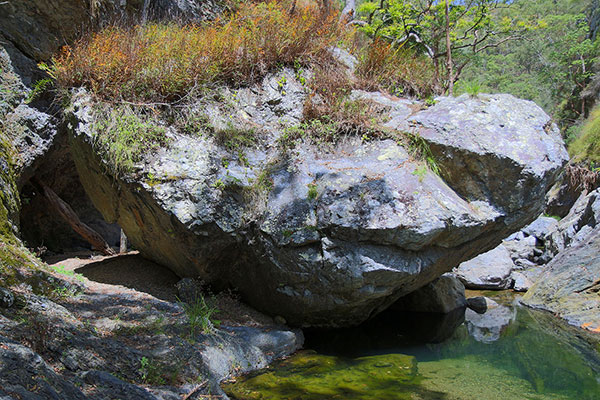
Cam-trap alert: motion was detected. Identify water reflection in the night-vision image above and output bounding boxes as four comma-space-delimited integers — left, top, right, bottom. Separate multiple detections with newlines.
464, 300, 516, 343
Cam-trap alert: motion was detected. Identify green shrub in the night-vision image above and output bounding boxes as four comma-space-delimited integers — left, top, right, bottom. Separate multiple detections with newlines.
569, 107, 600, 165
456, 80, 482, 98
92, 107, 168, 175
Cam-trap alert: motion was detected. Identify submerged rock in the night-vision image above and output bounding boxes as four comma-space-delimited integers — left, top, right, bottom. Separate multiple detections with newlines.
69, 82, 567, 327
222, 351, 419, 400
465, 298, 516, 343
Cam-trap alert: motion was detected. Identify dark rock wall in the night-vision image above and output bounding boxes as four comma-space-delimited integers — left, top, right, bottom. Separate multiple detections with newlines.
1, 0, 223, 253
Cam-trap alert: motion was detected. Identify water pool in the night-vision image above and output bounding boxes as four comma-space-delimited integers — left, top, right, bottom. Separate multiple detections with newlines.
223, 294, 600, 399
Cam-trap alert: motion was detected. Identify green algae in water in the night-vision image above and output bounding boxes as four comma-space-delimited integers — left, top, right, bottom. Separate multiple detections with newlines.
223, 351, 449, 400
224, 301, 600, 400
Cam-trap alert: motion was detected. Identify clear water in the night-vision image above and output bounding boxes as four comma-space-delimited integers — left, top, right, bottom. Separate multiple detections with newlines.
223, 294, 600, 399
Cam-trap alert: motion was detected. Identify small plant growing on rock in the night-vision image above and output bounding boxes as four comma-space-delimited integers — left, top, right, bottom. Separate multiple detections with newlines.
138, 356, 170, 385
92, 107, 168, 176
404, 131, 441, 176
461, 80, 482, 98
180, 295, 220, 341
307, 183, 318, 200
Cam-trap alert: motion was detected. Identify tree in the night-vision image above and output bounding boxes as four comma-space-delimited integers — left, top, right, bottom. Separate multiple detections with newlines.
356, 0, 531, 93
456, 0, 599, 134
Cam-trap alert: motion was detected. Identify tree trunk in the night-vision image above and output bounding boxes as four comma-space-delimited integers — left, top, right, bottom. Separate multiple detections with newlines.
445, 0, 454, 95
32, 177, 116, 256
120, 229, 128, 254
341, 0, 356, 22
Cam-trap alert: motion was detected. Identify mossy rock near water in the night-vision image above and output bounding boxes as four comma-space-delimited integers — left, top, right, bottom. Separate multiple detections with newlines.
68, 78, 568, 327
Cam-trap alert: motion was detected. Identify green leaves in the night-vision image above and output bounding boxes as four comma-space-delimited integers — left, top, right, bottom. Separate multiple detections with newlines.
355, 0, 522, 93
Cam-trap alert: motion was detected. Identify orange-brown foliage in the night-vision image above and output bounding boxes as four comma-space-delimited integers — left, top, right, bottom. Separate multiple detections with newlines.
51, 1, 341, 102
355, 38, 438, 99
304, 65, 380, 135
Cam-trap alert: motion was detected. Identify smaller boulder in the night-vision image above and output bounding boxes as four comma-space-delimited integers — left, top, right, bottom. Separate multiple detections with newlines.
391, 274, 466, 314
502, 235, 538, 262
454, 245, 514, 290
465, 298, 516, 343
466, 297, 487, 314
522, 215, 558, 240
505, 231, 526, 241
511, 266, 544, 293
511, 272, 533, 292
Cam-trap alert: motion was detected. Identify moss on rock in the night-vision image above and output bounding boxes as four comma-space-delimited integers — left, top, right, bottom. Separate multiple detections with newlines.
0, 127, 20, 243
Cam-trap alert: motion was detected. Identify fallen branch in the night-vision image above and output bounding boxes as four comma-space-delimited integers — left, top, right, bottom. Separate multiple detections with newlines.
31, 177, 116, 256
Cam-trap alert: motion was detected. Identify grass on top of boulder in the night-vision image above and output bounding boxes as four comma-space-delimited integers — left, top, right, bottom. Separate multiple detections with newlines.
355, 38, 437, 99
48, 1, 342, 103
91, 105, 168, 176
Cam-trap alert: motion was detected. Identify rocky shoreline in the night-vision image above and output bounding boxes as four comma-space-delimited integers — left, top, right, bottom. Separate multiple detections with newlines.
0, 251, 303, 399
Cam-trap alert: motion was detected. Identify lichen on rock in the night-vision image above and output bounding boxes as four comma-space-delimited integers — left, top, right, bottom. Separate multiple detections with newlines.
67, 69, 569, 327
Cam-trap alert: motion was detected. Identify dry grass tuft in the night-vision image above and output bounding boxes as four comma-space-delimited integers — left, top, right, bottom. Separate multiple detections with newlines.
355, 38, 438, 99
50, 1, 341, 103
303, 65, 383, 137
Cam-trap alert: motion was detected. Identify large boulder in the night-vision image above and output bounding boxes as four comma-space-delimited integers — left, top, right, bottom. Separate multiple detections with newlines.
68, 82, 567, 327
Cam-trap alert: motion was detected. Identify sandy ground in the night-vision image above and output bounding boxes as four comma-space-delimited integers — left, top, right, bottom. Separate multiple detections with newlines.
45, 251, 275, 327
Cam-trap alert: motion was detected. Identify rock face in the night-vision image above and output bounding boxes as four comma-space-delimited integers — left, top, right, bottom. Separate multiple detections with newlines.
0, 255, 303, 400
522, 190, 600, 333
546, 189, 600, 255
69, 79, 567, 327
